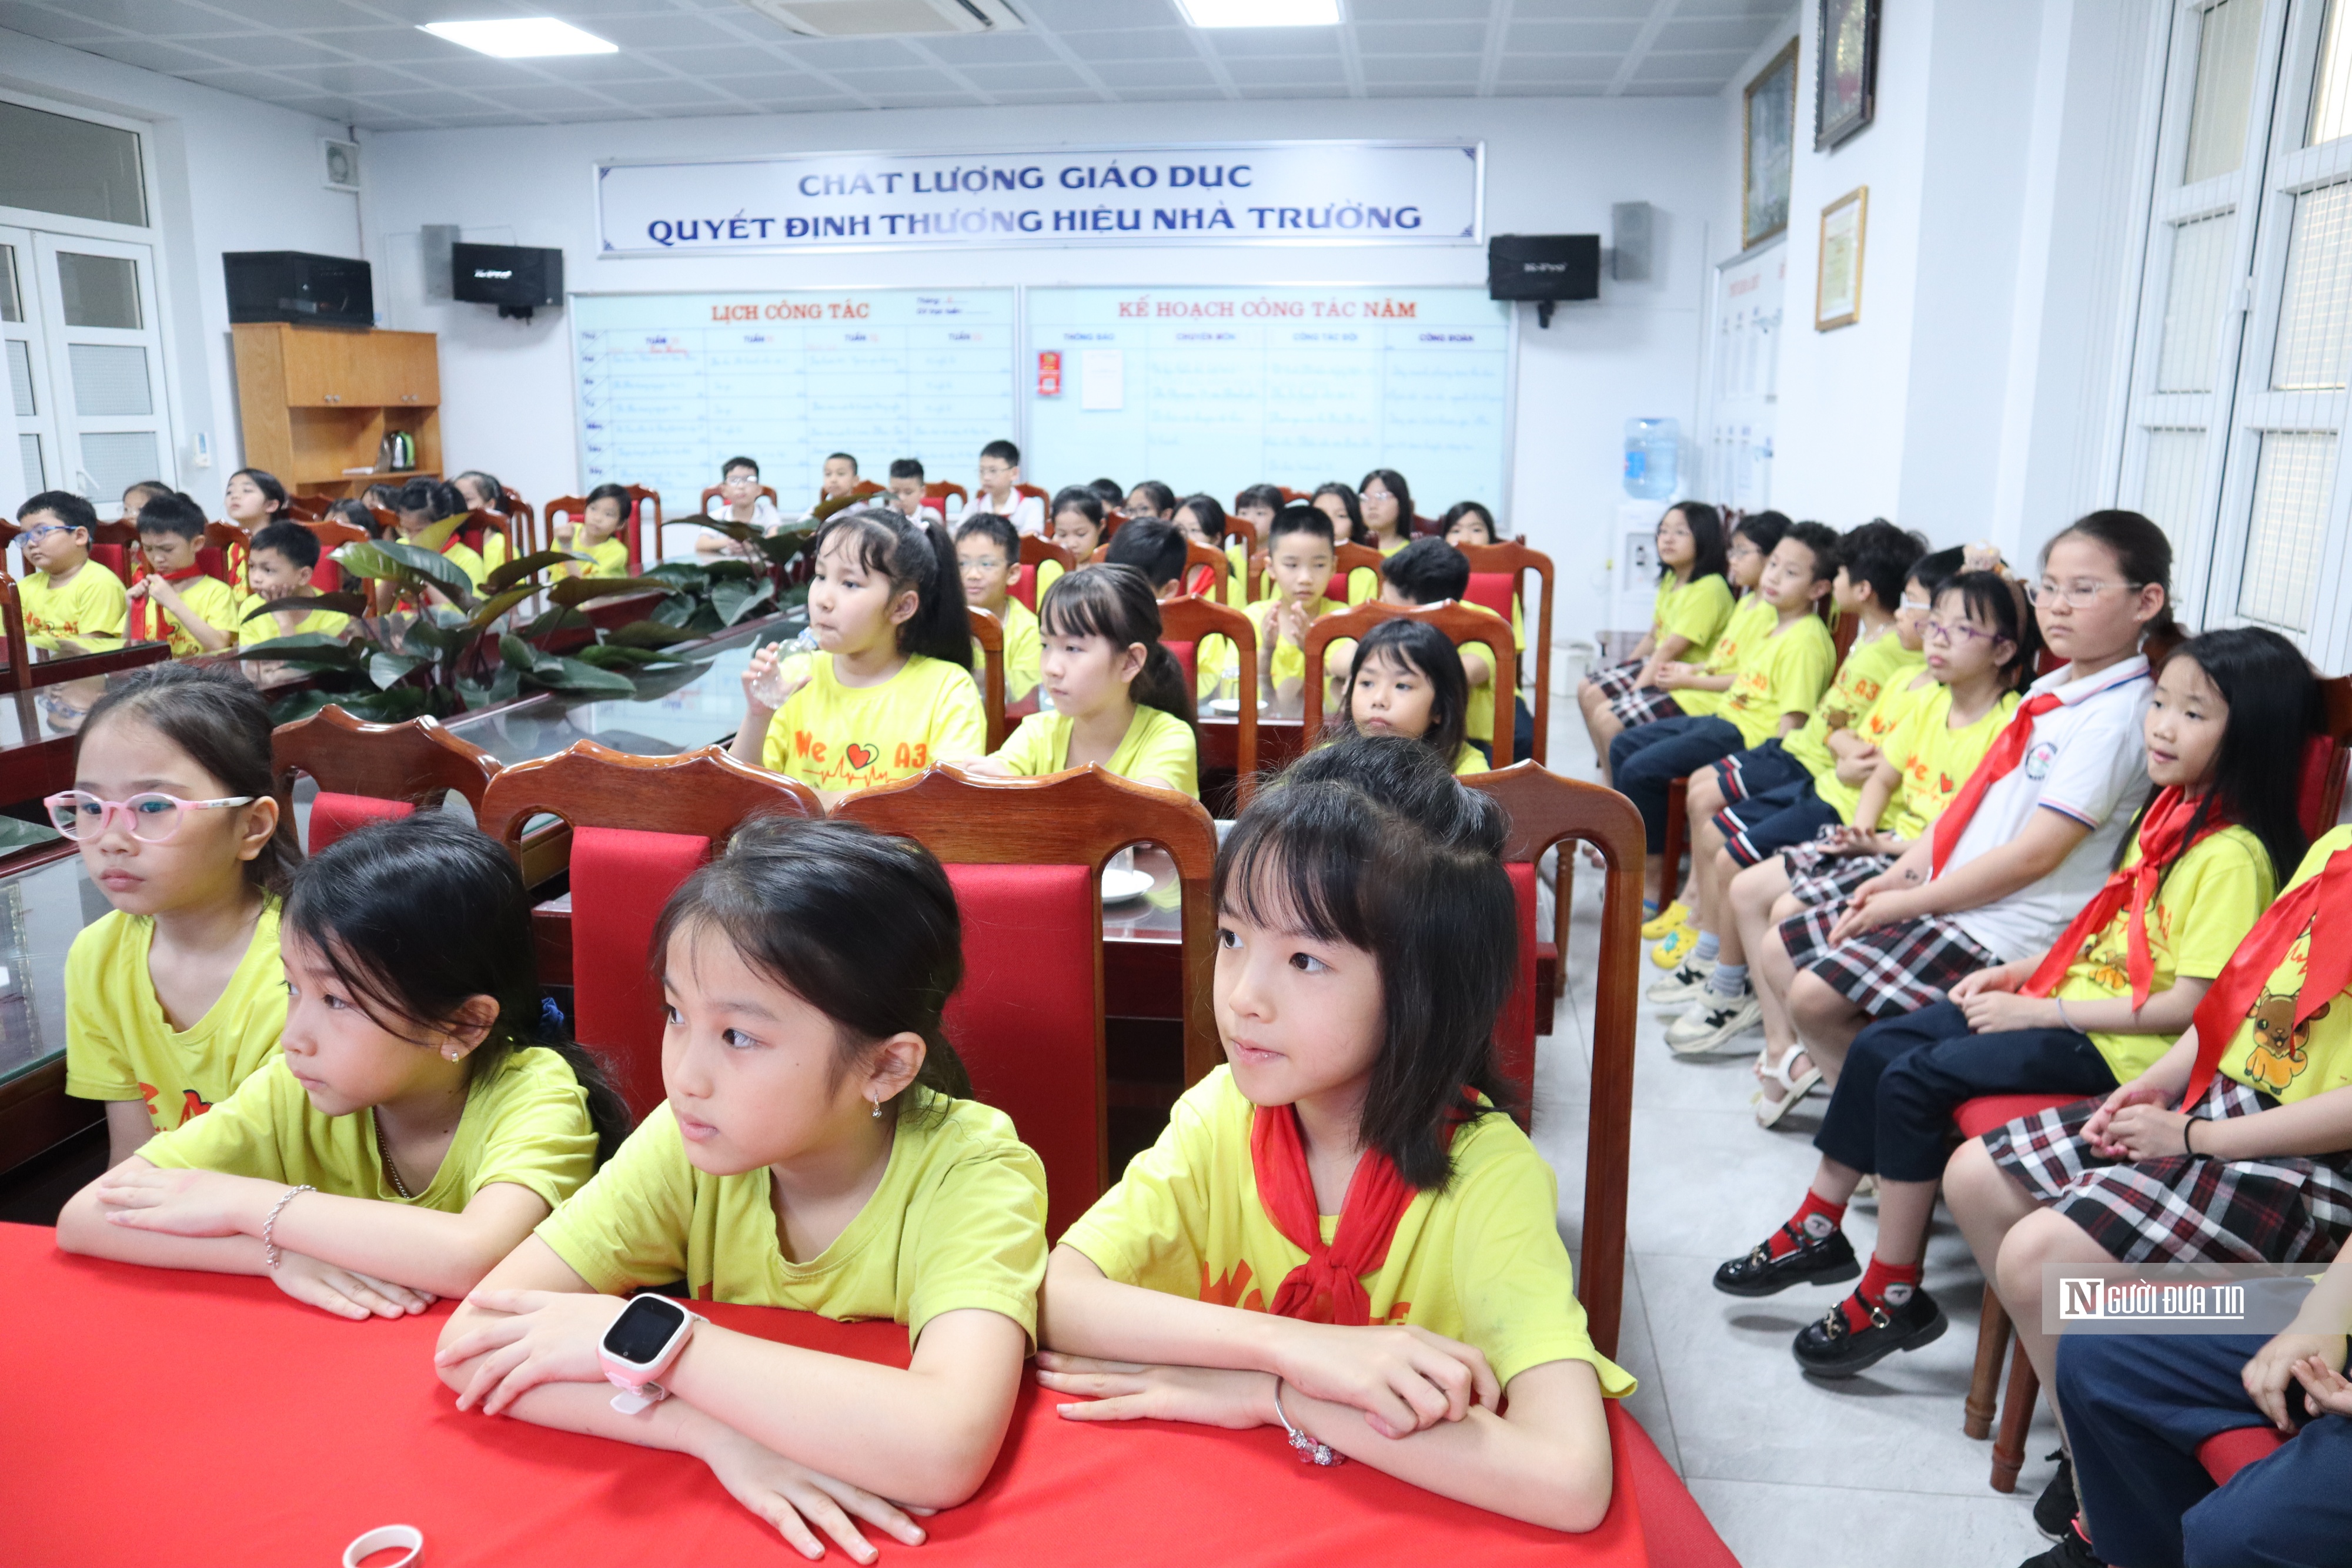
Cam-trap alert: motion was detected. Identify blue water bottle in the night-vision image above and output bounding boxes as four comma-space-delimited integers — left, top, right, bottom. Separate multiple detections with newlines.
1623, 417, 1680, 500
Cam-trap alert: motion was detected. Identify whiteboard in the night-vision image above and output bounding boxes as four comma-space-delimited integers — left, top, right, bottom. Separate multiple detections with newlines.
570, 288, 1017, 560
1024, 285, 1512, 514
1705, 244, 1784, 512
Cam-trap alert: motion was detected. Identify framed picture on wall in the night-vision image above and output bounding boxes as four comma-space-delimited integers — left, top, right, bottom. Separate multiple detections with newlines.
1815, 186, 1867, 330
1815, 0, 1879, 149
1743, 39, 1798, 249
322, 138, 360, 193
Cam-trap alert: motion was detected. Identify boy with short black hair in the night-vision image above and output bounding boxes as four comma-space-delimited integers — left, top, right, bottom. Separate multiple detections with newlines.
965, 439, 1043, 534
886, 458, 942, 523
1104, 517, 1187, 599
129, 492, 240, 656
1201, 503, 1345, 715
15, 490, 126, 652
954, 512, 1040, 704
1379, 538, 1519, 764
237, 521, 349, 646
818, 452, 860, 504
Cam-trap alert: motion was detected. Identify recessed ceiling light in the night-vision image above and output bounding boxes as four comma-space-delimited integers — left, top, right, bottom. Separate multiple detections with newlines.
419, 18, 620, 57
1175, 0, 1339, 26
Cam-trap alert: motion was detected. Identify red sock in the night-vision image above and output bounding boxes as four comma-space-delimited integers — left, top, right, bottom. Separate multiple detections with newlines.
1767, 1189, 1848, 1258
1839, 1255, 1923, 1331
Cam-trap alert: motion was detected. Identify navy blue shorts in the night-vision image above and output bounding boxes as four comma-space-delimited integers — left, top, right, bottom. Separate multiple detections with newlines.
1709, 738, 1812, 804
1714, 783, 1843, 867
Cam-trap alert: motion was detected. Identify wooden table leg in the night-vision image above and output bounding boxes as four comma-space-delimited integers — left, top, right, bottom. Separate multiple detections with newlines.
1990, 1333, 2040, 1493
1966, 1283, 2011, 1440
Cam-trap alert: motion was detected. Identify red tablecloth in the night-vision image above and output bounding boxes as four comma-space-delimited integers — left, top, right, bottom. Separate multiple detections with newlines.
2, 1223, 1728, 1566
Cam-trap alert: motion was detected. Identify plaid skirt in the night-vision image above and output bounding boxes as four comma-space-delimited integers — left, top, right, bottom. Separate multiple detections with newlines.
1984, 1077, 2352, 1265
1608, 685, 1685, 727
1777, 900, 2002, 1019
1780, 842, 1896, 907
1588, 657, 1643, 700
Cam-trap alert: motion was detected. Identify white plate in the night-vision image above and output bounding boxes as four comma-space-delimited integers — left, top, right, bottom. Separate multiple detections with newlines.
1102, 867, 1155, 903
1205, 697, 1241, 717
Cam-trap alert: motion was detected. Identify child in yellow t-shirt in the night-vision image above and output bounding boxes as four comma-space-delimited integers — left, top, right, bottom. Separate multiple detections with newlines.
1323, 617, 1486, 776
235, 521, 350, 647
389, 477, 486, 607
14, 490, 127, 652
734, 507, 985, 803
1198, 505, 1347, 714
435, 817, 1046, 1560
971, 564, 1200, 798
58, 815, 623, 1318
1050, 486, 1109, 561
1378, 539, 1518, 764
955, 512, 1041, 704
53, 664, 298, 1165
1038, 737, 1628, 1532
1172, 493, 1244, 603
553, 483, 633, 580
126, 492, 242, 657
1578, 499, 1736, 760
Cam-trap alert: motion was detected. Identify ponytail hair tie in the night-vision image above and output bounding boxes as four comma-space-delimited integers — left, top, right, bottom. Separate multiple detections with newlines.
539, 996, 568, 1038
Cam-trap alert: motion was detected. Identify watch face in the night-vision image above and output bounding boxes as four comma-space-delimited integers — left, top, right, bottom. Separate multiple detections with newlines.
602, 1294, 687, 1365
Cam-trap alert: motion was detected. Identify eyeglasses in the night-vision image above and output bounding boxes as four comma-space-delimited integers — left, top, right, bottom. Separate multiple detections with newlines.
1899, 597, 1933, 613
2026, 578, 2141, 609
19, 524, 73, 543
1923, 618, 1999, 645
958, 556, 1008, 572
45, 790, 255, 843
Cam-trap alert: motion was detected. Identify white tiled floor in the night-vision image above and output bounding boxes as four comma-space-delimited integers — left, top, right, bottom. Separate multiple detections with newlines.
1527, 718, 2057, 1568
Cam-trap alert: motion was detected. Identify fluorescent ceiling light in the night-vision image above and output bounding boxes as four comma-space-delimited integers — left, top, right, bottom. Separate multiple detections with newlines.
1176, 0, 1339, 26
419, 18, 619, 57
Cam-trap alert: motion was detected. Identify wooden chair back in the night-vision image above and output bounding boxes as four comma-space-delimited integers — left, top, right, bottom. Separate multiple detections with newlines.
498, 489, 537, 556
0, 570, 28, 691
285, 494, 331, 522
1181, 538, 1232, 603
1456, 540, 1555, 767
1158, 594, 1258, 805
621, 486, 662, 571
926, 481, 968, 512
1322, 540, 1384, 605
203, 522, 250, 591
698, 483, 779, 514
1101, 510, 1129, 539
84, 520, 139, 587
479, 742, 821, 1121
1219, 516, 1259, 571
1013, 534, 1076, 614
836, 765, 1219, 1238
1463, 761, 1643, 1360
1014, 483, 1048, 504
458, 509, 516, 570
2307, 674, 2352, 832
270, 706, 502, 854
969, 605, 1009, 751
1299, 600, 1517, 766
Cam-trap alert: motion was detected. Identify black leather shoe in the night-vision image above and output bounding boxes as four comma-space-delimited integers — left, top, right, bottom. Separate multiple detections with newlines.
1712, 1223, 1859, 1297
1792, 1285, 1947, 1376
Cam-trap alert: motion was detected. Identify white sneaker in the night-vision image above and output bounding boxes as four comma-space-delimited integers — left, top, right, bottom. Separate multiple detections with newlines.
1666, 991, 1765, 1055
1645, 957, 1716, 1007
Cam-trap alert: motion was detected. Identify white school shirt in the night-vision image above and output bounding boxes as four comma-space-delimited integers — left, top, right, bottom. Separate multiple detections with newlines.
953, 489, 1045, 536
700, 493, 782, 551
1945, 656, 2156, 965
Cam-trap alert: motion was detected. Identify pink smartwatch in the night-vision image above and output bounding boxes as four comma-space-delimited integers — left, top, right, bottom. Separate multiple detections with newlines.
599, 1293, 705, 1415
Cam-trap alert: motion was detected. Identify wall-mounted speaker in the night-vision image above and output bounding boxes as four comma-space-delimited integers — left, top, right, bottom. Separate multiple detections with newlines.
1612, 202, 1653, 283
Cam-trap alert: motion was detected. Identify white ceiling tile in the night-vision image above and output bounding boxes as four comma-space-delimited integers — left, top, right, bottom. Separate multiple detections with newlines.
196, 31, 345, 67
1058, 28, 1192, 63
195, 0, 378, 26
1657, 15, 1785, 52
1498, 52, 1620, 83
76, 38, 243, 73
1207, 27, 1343, 59
560, 12, 741, 49
512, 51, 686, 83
951, 62, 1090, 90
0, 3, 121, 41
914, 32, 1061, 65
635, 44, 794, 74
823, 66, 963, 93
1511, 0, 1651, 18
1355, 20, 1489, 54
1506, 18, 1645, 50
1019, 0, 1180, 30
1218, 54, 1347, 85
1349, 0, 1491, 18
1362, 54, 1481, 83
33, 0, 228, 35
776, 36, 926, 69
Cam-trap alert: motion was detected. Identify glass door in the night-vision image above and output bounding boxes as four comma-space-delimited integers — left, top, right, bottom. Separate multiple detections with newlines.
28, 231, 169, 516
0, 226, 61, 500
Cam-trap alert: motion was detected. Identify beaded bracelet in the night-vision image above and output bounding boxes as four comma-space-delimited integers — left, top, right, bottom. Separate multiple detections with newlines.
262, 1184, 315, 1271
1272, 1380, 1344, 1467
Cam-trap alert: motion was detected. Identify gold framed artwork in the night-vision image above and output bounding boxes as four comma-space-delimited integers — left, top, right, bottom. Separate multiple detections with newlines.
1742, 39, 1798, 250
1815, 186, 1867, 330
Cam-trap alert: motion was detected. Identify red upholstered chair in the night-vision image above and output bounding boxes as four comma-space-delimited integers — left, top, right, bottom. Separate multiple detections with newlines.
1456, 540, 1556, 767
1014, 482, 1048, 506
1178, 537, 1234, 603
1323, 540, 1383, 606
457, 508, 517, 571
1011, 534, 1075, 614
697, 482, 779, 516
925, 480, 968, 514
968, 605, 1008, 751
478, 742, 820, 1123
1461, 763, 1645, 1359
2304, 676, 2352, 833
202, 522, 249, 590
299, 518, 369, 594
285, 493, 331, 522
0, 571, 25, 691
83, 520, 138, 587
1158, 593, 1257, 807
1299, 600, 1518, 767
270, 705, 503, 855
835, 765, 1218, 1239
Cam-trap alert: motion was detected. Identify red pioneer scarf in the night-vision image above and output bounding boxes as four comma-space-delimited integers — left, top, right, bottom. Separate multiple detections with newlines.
2181, 842, 2352, 1109
2022, 788, 2229, 1010
1250, 1104, 1459, 1325
1929, 691, 2063, 877
129, 566, 209, 644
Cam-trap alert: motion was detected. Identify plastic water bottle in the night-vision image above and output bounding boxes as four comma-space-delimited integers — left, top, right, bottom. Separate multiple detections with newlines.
1623, 417, 1680, 500
749, 628, 821, 709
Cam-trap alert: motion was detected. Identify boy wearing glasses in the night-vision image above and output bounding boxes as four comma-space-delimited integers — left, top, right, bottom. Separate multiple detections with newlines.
961, 439, 1044, 535
16, 491, 128, 653
955, 512, 1040, 704
696, 456, 781, 557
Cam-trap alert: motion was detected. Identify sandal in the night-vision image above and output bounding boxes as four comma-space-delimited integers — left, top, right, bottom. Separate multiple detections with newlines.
1752, 1045, 1822, 1129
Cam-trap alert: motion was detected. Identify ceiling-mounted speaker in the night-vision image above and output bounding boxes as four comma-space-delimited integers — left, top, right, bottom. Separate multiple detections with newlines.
1612, 202, 1653, 282
422, 225, 459, 302
737, 0, 1024, 35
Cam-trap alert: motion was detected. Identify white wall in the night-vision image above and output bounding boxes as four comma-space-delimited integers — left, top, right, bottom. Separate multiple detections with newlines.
359, 96, 1727, 645
0, 28, 362, 519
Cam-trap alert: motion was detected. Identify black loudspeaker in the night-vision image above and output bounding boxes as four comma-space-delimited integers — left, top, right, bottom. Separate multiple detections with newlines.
223, 251, 374, 328
1487, 233, 1601, 327
452, 242, 563, 320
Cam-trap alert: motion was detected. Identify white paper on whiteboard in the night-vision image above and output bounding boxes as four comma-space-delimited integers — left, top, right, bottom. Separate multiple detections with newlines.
1081, 349, 1124, 410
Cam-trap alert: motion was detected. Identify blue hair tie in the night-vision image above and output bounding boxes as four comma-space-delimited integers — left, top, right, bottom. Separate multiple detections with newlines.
539, 996, 567, 1037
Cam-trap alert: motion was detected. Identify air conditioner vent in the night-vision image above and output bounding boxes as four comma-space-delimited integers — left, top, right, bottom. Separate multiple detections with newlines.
740, 0, 1023, 37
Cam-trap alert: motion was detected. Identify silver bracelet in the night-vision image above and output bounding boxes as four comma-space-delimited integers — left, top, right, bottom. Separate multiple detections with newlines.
1272, 1379, 1344, 1467
262, 1184, 315, 1271
2054, 998, 2077, 1033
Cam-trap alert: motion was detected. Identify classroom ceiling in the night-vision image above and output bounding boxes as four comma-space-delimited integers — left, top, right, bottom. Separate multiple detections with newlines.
0, 0, 1790, 130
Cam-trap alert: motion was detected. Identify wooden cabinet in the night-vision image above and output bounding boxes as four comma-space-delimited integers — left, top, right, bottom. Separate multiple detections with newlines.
232, 323, 441, 493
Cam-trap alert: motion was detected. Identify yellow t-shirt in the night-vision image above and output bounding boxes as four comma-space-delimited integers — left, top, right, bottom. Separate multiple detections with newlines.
236, 592, 349, 647
411, 517, 487, 594
991, 703, 1200, 798
761, 651, 988, 794
975, 597, 1041, 704
64, 902, 286, 1132
1874, 687, 2023, 838
480, 530, 510, 575
1811, 669, 1940, 823
1197, 594, 1347, 701
136, 573, 240, 658
1718, 613, 1835, 748
1672, 593, 1772, 719
1454, 600, 1517, 747
580, 537, 629, 579
2215, 827, 2352, 1104
1453, 741, 1488, 775
1652, 571, 1735, 656
141, 1047, 599, 1212
1062, 1068, 1632, 1395
1779, 627, 1924, 785
21, 561, 126, 651
2050, 825, 2275, 1082
537, 1095, 1048, 1348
